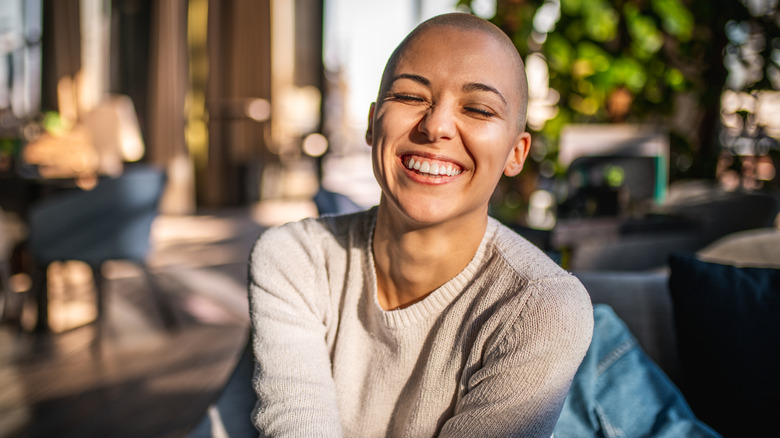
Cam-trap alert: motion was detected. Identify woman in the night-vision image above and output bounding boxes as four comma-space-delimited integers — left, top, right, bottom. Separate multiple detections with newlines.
249, 13, 593, 437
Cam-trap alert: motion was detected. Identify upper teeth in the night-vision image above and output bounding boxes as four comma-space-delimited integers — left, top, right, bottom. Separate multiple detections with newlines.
406, 157, 461, 176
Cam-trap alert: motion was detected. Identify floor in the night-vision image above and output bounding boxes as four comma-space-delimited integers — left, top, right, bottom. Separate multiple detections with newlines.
0, 204, 312, 438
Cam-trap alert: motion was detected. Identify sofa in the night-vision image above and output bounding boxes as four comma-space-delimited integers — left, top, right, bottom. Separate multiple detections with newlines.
574, 226, 780, 437
189, 186, 780, 437
190, 231, 779, 438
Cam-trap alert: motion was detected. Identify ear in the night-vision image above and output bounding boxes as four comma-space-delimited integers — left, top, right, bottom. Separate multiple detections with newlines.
365, 102, 376, 146
503, 132, 531, 177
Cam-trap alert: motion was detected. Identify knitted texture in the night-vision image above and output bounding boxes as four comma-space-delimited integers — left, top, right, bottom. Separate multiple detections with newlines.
249, 208, 593, 437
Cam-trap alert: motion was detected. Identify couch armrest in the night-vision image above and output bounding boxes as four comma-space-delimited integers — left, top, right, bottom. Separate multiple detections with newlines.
573, 270, 681, 384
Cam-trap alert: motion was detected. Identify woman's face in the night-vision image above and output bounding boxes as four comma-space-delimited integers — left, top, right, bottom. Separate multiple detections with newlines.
367, 26, 530, 228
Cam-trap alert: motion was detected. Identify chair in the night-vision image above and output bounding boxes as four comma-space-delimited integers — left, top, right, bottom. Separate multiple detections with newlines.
560, 155, 660, 218
558, 124, 669, 198
187, 339, 257, 438
0, 210, 15, 323
313, 187, 364, 216
27, 164, 177, 336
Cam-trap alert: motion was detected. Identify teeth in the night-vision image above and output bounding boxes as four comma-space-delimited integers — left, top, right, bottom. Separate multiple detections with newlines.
405, 156, 462, 177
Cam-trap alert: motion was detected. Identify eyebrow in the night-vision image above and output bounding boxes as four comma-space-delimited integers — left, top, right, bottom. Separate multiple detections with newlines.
390, 73, 430, 87
464, 82, 507, 106
391, 74, 507, 106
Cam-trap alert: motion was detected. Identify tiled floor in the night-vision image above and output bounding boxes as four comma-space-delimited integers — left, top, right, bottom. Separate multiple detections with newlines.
0, 206, 296, 438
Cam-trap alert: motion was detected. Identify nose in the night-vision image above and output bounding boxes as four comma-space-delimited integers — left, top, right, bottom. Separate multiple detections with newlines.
418, 103, 456, 142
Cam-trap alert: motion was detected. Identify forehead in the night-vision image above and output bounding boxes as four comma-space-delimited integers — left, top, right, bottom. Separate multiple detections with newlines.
393, 27, 523, 98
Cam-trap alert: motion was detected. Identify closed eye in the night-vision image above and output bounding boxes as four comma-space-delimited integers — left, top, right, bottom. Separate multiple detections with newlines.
388, 93, 426, 103
464, 106, 496, 118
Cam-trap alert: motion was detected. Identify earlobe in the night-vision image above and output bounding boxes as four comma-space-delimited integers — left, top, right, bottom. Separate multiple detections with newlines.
365, 102, 376, 146
503, 132, 532, 177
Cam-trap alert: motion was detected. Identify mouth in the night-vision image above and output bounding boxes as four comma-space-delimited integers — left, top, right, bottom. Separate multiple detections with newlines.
402, 154, 464, 178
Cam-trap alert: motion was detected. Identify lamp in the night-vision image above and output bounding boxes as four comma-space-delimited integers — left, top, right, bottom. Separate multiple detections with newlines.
23, 94, 145, 181
84, 94, 145, 177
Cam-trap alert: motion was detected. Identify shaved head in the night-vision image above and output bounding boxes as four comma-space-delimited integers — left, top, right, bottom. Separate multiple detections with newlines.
377, 13, 529, 130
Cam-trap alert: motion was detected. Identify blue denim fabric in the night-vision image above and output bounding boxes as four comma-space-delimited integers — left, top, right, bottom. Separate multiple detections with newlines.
554, 304, 721, 438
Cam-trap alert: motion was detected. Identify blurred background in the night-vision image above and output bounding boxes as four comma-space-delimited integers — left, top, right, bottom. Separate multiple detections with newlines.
0, 0, 778, 436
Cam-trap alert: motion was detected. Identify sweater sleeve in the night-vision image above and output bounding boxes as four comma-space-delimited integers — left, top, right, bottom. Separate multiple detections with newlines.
248, 222, 343, 437
439, 276, 593, 438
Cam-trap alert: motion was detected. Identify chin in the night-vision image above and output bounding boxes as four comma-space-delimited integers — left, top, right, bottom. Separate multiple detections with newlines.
380, 194, 439, 225
389, 197, 484, 229
403, 207, 452, 226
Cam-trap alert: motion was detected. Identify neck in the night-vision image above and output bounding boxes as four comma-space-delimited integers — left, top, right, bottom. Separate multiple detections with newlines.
372, 203, 488, 311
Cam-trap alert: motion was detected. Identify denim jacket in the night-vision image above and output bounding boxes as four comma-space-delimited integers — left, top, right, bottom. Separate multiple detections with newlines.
554, 304, 721, 438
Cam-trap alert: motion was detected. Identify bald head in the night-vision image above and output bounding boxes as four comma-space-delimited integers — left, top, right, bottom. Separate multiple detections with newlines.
377, 13, 529, 130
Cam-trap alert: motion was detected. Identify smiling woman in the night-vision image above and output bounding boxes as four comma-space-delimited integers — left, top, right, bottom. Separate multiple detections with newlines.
248, 12, 593, 438
367, 23, 530, 237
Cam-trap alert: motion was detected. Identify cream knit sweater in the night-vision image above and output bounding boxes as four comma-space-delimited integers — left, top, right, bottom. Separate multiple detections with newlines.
249, 208, 593, 437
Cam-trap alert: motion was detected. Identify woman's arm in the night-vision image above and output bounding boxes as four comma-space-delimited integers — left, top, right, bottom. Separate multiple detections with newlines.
248, 223, 343, 437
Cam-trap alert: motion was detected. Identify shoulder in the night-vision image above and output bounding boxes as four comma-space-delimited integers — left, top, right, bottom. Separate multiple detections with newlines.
248, 209, 374, 314
485, 219, 593, 347
252, 209, 373, 261
476, 218, 591, 306
488, 219, 569, 282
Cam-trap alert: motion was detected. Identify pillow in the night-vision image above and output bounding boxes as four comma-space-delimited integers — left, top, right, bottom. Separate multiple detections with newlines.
668, 253, 780, 437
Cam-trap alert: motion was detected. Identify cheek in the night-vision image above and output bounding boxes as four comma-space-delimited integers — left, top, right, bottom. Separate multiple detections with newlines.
377, 106, 425, 139
370, 115, 399, 178
462, 126, 514, 169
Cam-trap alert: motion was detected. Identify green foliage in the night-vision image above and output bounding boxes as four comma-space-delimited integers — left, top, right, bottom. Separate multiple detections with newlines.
462, 0, 706, 168
553, 1, 692, 126
42, 112, 68, 136
580, 0, 619, 42
625, 3, 664, 58
653, 0, 694, 41
461, 0, 780, 225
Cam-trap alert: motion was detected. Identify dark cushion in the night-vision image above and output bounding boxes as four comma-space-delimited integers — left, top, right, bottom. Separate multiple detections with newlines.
668, 253, 780, 437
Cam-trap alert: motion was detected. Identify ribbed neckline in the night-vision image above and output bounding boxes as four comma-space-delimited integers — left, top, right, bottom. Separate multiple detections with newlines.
364, 211, 498, 330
